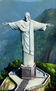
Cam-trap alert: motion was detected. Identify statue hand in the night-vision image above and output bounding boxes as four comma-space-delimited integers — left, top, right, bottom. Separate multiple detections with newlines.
47, 24, 54, 27
2, 22, 9, 25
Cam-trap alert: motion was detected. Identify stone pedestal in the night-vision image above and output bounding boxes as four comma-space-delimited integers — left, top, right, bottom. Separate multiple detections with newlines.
21, 64, 36, 79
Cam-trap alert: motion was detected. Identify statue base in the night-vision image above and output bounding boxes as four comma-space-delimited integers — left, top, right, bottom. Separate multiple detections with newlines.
20, 64, 36, 79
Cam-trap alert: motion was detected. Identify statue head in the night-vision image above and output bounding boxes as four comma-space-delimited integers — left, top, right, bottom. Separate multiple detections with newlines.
24, 12, 31, 22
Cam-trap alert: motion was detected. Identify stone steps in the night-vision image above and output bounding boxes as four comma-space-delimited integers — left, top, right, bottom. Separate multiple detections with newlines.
16, 79, 29, 91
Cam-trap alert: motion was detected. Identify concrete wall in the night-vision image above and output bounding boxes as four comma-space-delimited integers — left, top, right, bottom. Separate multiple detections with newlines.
25, 74, 50, 91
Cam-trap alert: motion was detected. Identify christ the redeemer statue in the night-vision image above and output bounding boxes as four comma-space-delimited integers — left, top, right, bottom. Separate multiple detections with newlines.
3, 12, 52, 67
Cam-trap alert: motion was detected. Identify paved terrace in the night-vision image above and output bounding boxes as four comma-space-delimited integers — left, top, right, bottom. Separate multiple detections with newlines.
9, 67, 50, 91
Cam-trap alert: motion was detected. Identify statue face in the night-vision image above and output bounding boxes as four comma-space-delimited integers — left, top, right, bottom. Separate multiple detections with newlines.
25, 12, 31, 22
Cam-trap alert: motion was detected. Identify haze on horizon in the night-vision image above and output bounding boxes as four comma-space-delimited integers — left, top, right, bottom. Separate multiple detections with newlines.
15, 0, 41, 2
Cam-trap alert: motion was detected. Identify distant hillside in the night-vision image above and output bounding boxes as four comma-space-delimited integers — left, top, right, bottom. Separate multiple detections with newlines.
34, 8, 56, 63
35, 8, 56, 24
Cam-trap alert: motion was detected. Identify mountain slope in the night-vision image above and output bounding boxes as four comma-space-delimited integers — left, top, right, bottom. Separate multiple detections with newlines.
35, 8, 56, 24
34, 8, 56, 63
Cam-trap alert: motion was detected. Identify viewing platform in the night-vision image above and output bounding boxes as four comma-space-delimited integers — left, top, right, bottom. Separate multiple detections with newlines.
9, 67, 50, 91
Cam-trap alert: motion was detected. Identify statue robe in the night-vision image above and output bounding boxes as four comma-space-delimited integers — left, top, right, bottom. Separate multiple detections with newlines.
9, 20, 47, 67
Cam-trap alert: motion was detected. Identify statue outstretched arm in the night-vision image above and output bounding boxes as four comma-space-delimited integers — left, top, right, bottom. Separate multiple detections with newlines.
2, 20, 28, 31
2, 21, 19, 30
33, 20, 53, 31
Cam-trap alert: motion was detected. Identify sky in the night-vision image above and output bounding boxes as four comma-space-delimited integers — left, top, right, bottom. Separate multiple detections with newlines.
16, 0, 41, 2
0, 0, 41, 1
